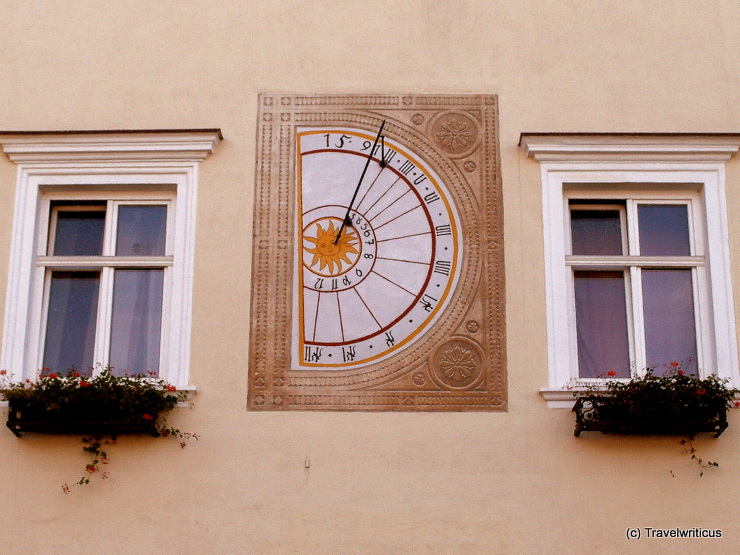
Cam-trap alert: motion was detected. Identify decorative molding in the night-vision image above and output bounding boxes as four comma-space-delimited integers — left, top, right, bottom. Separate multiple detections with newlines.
520, 134, 740, 162
0, 130, 222, 163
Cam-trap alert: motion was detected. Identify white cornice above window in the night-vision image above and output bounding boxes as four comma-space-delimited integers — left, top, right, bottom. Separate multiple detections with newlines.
0, 129, 222, 163
519, 133, 740, 162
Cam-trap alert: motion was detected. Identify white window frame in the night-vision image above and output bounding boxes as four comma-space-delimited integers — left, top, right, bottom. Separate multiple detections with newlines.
0, 130, 221, 388
36, 193, 175, 377
520, 134, 740, 407
566, 192, 708, 381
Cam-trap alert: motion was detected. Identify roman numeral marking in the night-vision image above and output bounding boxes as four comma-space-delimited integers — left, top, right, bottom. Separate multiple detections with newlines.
434, 260, 451, 276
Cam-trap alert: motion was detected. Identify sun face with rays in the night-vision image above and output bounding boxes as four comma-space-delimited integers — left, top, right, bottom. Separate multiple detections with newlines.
303, 218, 360, 276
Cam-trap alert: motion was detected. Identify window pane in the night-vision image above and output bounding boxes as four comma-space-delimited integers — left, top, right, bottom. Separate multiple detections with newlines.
570, 210, 622, 255
574, 271, 630, 378
109, 269, 164, 376
53, 210, 105, 255
43, 272, 100, 375
642, 269, 697, 374
638, 204, 690, 256
116, 205, 167, 256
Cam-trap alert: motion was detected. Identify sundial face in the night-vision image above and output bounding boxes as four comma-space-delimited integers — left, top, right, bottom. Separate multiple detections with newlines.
294, 127, 462, 369
249, 94, 506, 411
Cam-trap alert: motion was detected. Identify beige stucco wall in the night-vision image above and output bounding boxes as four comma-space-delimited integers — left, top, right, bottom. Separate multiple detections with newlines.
0, 1, 739, 553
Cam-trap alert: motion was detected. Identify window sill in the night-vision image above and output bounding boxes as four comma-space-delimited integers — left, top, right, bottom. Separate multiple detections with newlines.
540, 387, 740, 409
539, 388, 578, 409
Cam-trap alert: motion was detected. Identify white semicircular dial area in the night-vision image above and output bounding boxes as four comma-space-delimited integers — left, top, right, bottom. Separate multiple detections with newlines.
293, 127, 462, 369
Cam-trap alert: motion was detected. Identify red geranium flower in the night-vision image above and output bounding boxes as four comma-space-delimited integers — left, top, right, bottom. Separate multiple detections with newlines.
697, 389, 706, 395
49, 373, 58, 379
79, 381, 89, 387
607, 370, 617, 377
670, 361, 679, 367
142, 414, 154, 420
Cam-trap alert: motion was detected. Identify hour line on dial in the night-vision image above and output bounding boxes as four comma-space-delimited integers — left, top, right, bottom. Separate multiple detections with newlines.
354, 167, 393, 218
375, 255, 430, 266
363, 187, 412, 224
371, 269, 419, 298
377, 230, 432, 242
370, 204, 423, 233
351, 286, 382, 329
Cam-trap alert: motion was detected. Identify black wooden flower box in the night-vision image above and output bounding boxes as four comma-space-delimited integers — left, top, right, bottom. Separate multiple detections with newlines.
6, 401, 160, 438
573, 395, 728, 438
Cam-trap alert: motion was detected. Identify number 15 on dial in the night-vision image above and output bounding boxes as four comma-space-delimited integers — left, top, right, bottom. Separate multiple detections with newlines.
293, 126, 463, 369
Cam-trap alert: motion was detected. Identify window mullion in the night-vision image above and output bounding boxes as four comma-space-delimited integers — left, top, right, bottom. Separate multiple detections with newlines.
566, 255, 703, 267
40, 198, 54, 257
92, 201, 117, 375
629, 265, 646, 377
159, 267, 172, 382
36, 256, 173, 268
32, 268, 52, 375
623, 268, 636, 377
565, 267, 579, 382
104, 200, 117, 256
626, 200, 646, 377
625, 200, 639, 256
93, 266, 115, 375
165, 200, 175, 256
692, 266, 710, 377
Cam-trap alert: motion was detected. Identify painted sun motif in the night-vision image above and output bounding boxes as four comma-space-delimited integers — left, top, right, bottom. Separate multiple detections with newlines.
303, 219, 359, 275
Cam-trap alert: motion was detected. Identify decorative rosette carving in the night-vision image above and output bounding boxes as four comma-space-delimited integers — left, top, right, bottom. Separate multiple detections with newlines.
430, 339, 484, 390
429, 111, 480, 158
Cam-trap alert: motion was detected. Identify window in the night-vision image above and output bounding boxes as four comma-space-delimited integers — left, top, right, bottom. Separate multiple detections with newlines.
568, 195, 703, 379
39, 197, 172, 377
520, 134, 740, 407
0, 130, 221, 387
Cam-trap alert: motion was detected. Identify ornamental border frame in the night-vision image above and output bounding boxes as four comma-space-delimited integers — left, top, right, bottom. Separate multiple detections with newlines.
249, 94, 506, 411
